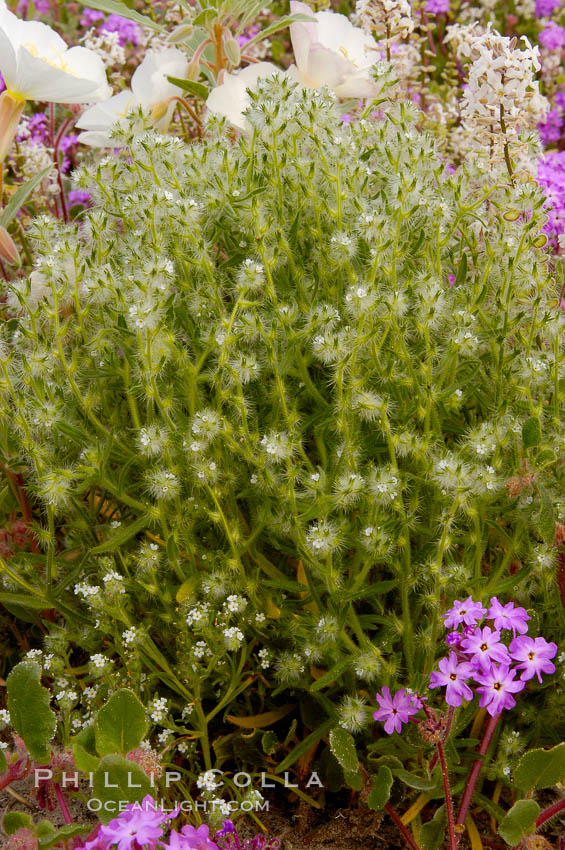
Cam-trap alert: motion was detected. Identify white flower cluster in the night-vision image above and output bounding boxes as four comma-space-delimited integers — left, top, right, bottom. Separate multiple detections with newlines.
81, 28, 126, 67
149, 697, 168, 723
186, 602, 210, 627
197, 770, 220, 792
90, 653, 107, 670
356, 0, 414, 42
223, 594, 247, 614
446, 24, 548, 172
74, 581, 101, 599
122, 627, 138, 645
306, 520, 342, 555
0, 709, 10, 727
223, 626, 245, 650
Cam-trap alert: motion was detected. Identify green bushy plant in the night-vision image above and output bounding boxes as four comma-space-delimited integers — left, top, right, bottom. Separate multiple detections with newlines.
1, 76, 564, 791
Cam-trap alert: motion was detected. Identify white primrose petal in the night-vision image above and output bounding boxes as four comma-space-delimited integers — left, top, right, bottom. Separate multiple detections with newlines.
131, 48, 189, 112
206, 62, 282, 131
76, 90, 135, 147
0, 7, 111, 103
289, 0, 318, 72
289, 2, 377, 99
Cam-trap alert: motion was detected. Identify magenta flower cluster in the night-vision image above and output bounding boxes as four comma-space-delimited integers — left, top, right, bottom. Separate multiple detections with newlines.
81, 799, 281, 850
374, 597, 557, 733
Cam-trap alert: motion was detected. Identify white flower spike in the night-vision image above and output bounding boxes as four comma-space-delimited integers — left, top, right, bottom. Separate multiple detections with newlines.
288, 0, 378, 99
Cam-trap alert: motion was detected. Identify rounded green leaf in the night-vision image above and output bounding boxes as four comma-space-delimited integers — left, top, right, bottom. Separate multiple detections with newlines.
329, 726, 359, 774
6, 661, 56, 762
3, 812, 33, 835
92, 754, 152, 823
498, 799, 540, 846
514, 743, 565, 793
71, 724, 100, 772
420, 804, 447, 850
367, 765, 393, 811
94, 689, 148, 756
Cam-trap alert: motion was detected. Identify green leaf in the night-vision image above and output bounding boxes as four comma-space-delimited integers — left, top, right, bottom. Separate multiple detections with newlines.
166, 76, 209, 99
3, 812, 33, 835
514, 743, 565, 792
192, 7, 218, 27
38, 824, 91, 848
35, 821, 56, 839
310, 658, 351, 692
77, 0, 164, 31
329, 726, 358, 774
367, 765, 393, 811
498, 799, 539, 846
7, 661, 56, 762
455, 251, 467, 286
92, 754, 152, 823
344, 768, 363, 791
275, 718, 333, 774
535, 483, 555, 546
72, 724, 100, 772
261, 731, 279, 756
242, 13, 316, 49
420, 804, 447, 850
90, 515, 149, 554
0, 748, 6, 773
0, 165, 54, 229
94, 689, 148, 756
0, 592, 54, 610
522, 416, 541, 449
393, 768, 438, 791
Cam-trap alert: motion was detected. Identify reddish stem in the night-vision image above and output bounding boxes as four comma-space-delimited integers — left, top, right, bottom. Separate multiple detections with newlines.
53, 117, 74, 225
436, 738, 457, 850
54, 782, 73, 824
535, 796, 565, 829
385, 802, 422, 850
455, 713, 500, 834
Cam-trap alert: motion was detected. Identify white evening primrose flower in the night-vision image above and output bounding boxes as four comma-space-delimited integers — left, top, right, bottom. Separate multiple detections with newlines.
77, 48, 188, 146
288, 1, 378, 99
0, 3, 111, 104
0, 0, 110, 160
206, 62, 283, 132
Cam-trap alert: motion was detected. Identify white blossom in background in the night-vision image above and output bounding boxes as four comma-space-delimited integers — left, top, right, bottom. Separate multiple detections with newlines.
81, 28, 126, 68
356, 0, 414, 44
289, 0, 379, 98
445, 24, 548, 175
77, 48, 188, 146
206, 62, 283, 132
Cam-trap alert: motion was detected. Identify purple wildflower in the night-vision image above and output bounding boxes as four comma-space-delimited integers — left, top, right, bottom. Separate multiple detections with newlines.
425, 0, 450, 14
100, 14, 143, 46
461, 626, 510, 672
429, 652, 475, 706
443, 596, 487, 629
538, 152, 565, 241
373, 687, 421, 734
80, 7, 105, 27
486, 597, 530, 635
17, 0, 50, 14
68, 190, 92, 207
93, 795, 173, 850
162, 827, 219, 850
538, 108, 563, 146
237, 24, 260, 48
474, 665, 526, 716
509, 635, 558, 683
539, 21, 565, 50
535, 0, 561, 15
